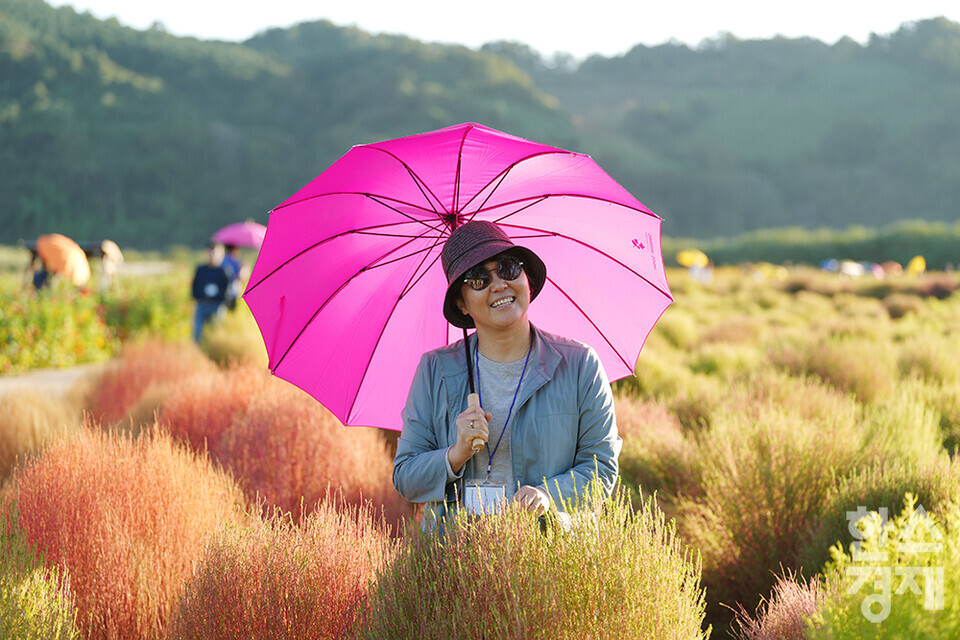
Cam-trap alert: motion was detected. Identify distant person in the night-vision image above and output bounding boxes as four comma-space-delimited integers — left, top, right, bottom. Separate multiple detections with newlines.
98, 239, 124, 294
191, 243, 229, 343
221, 244, 244, 311
23, 250, 49, 291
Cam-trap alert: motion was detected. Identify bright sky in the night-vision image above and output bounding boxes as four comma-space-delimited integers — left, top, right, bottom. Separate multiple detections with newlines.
46, 0, 960, 59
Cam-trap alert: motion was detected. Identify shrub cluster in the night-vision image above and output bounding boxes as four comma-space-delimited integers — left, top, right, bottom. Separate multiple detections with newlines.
360, 489, 709, 640
4, 260, 959, 638
12, 426, 245, 640
615, 265, 960, 634
0, 504, 79, 640
0, 284, 117, 373
166, 498, 391, 640
157, 362, 408, 527
810, 495, 960, 638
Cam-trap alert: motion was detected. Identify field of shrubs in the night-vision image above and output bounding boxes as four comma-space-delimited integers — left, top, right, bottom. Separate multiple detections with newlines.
1, 258, 959, 639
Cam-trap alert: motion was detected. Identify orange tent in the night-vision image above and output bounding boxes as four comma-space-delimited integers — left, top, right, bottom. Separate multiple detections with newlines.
36, 233, 91, 287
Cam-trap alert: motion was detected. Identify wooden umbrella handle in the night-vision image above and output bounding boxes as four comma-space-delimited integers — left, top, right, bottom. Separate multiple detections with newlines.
468, 392, 485, 451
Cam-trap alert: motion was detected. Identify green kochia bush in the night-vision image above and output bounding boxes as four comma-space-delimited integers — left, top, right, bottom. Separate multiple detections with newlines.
768, 336, 896, 404
359, 488, 709, 640
810, 495, 960, 639
801, 458, 960, 580
858, 384, 945, 467
0, 505, 79, 640
679, 405, 860, 630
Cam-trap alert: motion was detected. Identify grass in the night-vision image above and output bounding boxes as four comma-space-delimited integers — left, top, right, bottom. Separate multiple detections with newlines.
678, 405, 857, 628
198, 301, 269, 369
800, 458, 960, 578
615, 395, 701, 508
810, 495, 960, 639
156, 360, 411, 528
212, 380, 405, 526
731, 569, 826, 640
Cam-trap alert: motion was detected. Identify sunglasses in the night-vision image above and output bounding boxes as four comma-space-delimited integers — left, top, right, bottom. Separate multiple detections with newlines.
462, 255, 524, 291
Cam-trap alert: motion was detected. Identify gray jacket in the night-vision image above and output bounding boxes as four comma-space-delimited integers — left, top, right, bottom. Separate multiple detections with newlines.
393, 324, 621, 521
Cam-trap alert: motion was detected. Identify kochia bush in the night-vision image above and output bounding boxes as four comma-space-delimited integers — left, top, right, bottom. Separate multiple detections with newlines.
12, 425, 246, 640
810, 495, 960, 639
165, 497, 391, 640
359, 488, 709, 640
0, 504, 79, 640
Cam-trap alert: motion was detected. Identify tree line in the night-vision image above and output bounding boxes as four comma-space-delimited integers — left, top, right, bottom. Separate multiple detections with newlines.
2, 0, 959, 250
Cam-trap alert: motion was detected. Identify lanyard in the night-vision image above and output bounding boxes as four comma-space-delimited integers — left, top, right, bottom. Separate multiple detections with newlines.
475, 338, 533, 481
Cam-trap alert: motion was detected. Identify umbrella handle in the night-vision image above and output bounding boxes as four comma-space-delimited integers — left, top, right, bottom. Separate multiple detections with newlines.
468, 393, 485, 451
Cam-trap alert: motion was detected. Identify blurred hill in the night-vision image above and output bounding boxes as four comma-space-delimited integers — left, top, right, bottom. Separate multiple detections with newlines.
2, 0, 959, 248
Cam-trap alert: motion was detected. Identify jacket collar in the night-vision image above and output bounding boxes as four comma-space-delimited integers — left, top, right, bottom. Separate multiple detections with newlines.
441, 323, 563, 410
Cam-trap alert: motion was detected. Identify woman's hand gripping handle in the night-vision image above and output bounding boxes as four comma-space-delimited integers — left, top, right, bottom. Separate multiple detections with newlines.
468, 393, 486, 451
447, 393, 491, 474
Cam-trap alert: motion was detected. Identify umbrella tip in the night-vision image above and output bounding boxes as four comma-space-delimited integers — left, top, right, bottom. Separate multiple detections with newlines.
444, 212, 465, 231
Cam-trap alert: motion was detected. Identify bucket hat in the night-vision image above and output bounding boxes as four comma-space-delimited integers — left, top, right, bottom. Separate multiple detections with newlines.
441, 221, 547, 328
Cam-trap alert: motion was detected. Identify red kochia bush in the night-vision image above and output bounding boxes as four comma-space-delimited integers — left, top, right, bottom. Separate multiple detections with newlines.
214, 381, 403, 525
165, 497, 392, 640
84, 339, 217, 424
13, 425, 246, 640
159, 361, 267, 452
160, 365, 411, 528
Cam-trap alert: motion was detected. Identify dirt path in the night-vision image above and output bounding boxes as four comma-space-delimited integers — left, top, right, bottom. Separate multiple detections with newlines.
0, 362, 109, 398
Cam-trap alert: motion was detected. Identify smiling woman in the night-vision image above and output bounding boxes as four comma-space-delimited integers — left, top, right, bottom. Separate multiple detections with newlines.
392, 220, 622, 528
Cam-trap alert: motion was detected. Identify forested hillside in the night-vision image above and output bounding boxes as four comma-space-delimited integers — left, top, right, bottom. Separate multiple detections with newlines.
2, 0, 958, 248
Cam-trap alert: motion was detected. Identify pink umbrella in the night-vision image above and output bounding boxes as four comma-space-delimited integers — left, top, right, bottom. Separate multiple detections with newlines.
212, 220, 267, 248
245, 122, 673, 431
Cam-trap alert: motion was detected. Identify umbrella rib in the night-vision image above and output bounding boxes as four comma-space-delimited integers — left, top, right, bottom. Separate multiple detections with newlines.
273, 191, 440, 219
268, 226, 445, 372
545, 275, 635, 373
399, 239, 446, 299
453, 125, 470, 219
344, 231, 449, 423
364, 146, 448, 215
462, 150, 572, 213
476, 192, 661, 220
246, 218, 443, 294
495, 221, 675, 302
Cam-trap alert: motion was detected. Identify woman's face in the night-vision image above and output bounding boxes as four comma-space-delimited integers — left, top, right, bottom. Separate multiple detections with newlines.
456, 254, 531, 332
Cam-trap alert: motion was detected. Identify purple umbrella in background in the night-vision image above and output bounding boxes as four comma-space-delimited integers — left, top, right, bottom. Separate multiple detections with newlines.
244, 122, 673, 431
212, 220, 267, 249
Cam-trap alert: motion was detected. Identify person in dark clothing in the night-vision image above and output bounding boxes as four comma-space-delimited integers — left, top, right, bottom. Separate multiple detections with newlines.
221, 244, 244, 311
191, 243, 229, 343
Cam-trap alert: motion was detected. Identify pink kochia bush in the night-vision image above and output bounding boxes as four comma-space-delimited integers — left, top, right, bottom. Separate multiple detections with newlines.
159, 364, 411, 527
12, 425, 246, 640
165, 497, 392, 640
732, 569, 825, 640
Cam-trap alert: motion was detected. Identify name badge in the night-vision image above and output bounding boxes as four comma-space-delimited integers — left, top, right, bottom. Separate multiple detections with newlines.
464, 482, 506, 516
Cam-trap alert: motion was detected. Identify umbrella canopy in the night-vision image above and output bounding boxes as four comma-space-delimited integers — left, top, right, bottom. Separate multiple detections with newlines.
212, 221, 267, 248
245, 122, 673, 430
676, 249, 709, 268
36, 233, 91, 287
907, 255, 926, 276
